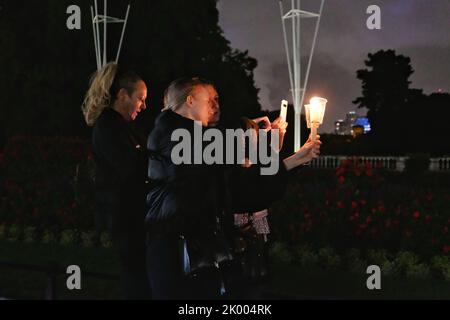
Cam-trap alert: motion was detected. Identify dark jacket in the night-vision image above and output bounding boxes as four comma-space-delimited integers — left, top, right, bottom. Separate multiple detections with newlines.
92, 108, 149, 240
145, 110, 288, 237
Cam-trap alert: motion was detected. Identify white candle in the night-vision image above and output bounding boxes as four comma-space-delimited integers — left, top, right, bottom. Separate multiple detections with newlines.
308, 97, 327, 141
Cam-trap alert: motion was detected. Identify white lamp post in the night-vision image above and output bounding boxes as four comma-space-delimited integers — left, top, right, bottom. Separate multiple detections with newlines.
279, 0, 325, 151
90, 0, 131, 70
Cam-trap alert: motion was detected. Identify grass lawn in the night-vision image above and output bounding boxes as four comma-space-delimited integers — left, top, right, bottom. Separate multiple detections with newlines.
1, 240, 449, 300
0, 240, 120, 300
266, 262, 450, 300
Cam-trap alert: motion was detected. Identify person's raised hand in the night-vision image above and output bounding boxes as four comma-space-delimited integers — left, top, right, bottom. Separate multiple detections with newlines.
283, 135, 322, 170
251, 116, 272, 132
271, 117, 288, 135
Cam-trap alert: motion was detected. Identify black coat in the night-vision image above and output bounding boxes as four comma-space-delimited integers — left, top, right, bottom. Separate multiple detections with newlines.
92, 108, 149, 241
145, 110, 288, 237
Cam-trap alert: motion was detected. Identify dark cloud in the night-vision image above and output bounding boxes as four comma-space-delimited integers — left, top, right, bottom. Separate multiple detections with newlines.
218, 0, 450, 132
264, 52, 362, 132
400, 45, 450, 93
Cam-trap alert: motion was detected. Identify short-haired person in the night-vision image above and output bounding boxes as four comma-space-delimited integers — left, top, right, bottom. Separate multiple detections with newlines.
82, 62, 151, 299
145, 77, 321, 299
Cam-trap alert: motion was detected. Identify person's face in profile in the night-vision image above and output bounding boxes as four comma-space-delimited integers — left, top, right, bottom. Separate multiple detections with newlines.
189, 84, 219, 126
121, 80, 148, 121
209, 104, 221, 127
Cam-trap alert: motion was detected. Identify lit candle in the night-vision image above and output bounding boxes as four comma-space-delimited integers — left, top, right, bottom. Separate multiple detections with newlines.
307, 97, 327, 142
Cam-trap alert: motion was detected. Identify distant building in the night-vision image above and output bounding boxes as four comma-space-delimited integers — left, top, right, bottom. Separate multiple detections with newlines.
334, 119, 346, 135
334, 111, 371, 135
354, 117, 371, 134
346, 111, 358, 126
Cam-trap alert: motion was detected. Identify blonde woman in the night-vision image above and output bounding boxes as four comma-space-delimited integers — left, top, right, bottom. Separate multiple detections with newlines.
82, 62, 150, 299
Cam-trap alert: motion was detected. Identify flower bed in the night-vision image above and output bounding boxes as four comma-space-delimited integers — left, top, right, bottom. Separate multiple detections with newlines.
0, 136, 96, 233
270, 159, 450, 258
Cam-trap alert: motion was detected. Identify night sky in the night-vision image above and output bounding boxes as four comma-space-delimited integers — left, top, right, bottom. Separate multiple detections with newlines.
218, 0, 450, 133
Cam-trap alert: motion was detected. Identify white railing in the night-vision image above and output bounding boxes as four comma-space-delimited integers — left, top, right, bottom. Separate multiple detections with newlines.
309, 156, 450, 172
430, 157, 450, 171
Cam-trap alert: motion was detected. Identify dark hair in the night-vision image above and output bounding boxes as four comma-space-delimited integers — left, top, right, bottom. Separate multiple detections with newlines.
109, 65, 142, 104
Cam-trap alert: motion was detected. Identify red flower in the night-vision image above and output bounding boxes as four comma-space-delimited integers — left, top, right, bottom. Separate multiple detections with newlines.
360, 199, 367, 206
341, 159, 351, 168
351, 201, 358, 209
443, 245, 450, 255
366, 169, 373, 177
366, 216, 373, 224
370, 227, 378, 236
385, 219, 392, 228
338, 176, 345, 185
378, 205, 385, 213
336, 201, 344, 209
413, 211, 421, 219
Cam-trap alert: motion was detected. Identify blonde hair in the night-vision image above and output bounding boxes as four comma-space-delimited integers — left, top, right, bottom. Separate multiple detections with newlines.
82, 62, 142, 126
82, 62, 118, 126
163, 77, 214, 112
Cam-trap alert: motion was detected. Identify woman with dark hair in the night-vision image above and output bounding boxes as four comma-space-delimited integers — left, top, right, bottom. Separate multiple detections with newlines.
81, 62, 150, 299
145, 77, 321, 299
231, 115, 291, 299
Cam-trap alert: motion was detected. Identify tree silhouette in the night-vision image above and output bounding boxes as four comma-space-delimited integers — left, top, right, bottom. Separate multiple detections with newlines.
353, 49, 450, 155
0, 0, 262, 142
353, 50, 414, 137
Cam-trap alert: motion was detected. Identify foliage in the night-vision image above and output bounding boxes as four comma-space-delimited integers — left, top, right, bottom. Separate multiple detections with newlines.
354, 49, 413, 128
270, 242, 450, 282
353, 49, 450, 155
